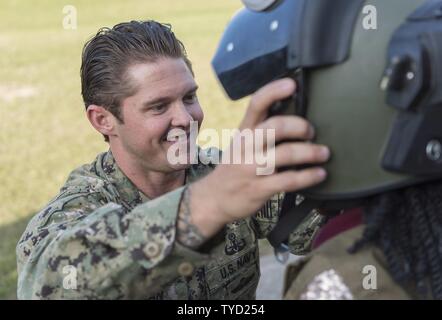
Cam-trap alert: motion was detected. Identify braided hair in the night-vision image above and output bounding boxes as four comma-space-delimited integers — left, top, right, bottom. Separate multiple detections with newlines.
348, 179, 442, 299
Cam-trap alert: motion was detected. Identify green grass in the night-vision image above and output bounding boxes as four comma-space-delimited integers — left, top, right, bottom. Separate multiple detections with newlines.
0, 0, 247, 299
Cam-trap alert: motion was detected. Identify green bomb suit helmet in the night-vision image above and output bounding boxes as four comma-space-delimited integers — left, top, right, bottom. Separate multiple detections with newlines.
212, 0, 442, 203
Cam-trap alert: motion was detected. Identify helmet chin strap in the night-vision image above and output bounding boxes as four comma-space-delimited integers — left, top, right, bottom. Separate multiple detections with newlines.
267, 192, 365, 263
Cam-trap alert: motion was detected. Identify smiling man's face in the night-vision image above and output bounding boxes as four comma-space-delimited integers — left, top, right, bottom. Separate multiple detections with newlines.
111, 57, 204, 173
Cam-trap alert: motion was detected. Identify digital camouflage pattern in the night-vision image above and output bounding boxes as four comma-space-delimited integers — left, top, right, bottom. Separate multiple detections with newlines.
17, 148, 325, 299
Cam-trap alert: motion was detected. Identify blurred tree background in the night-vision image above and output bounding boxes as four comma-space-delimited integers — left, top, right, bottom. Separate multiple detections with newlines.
0, 0, 247, 299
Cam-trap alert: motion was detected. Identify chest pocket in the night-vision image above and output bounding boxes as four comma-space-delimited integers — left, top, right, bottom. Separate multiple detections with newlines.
204, 219, 260, 299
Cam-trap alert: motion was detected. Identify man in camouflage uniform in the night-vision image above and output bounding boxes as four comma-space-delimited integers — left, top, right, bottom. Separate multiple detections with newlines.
16, 20, 330, 299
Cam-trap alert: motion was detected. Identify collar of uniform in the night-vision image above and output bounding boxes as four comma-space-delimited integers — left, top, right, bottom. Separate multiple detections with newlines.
98, 148, 217, 208
97, 149, 146, 208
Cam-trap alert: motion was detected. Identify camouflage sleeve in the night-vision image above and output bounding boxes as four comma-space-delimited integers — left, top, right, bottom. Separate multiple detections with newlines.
286, 209, 327, 255
252, 192, 284, 238
16, 186, 212, 299
252, 193, 327, 255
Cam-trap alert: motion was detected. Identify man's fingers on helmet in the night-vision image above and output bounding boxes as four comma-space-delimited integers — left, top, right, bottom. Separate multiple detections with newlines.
257, 116, 314, 142
274, 143, 330, 168
243, 78, 296, 128
263, 167, 327, 193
